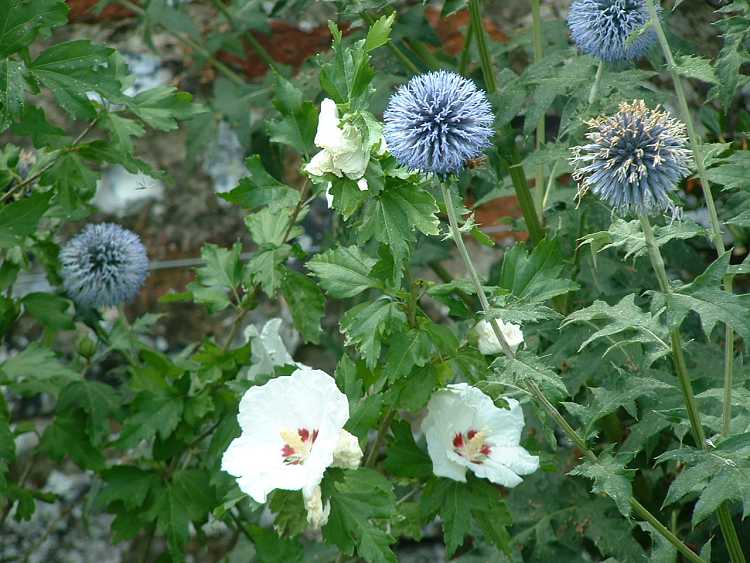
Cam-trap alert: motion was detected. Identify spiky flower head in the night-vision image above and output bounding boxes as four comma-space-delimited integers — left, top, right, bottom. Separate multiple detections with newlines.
568, 0, 657, 63
60, 223, 149, 308
383, 71, 494, 175
570, 100, 692, 216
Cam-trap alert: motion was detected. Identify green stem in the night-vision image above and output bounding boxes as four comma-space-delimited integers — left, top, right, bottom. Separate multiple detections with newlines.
117, 0, 246, 87
588, 61, 604, 106
468, 0, 496, 94
645, 0, 723, 254
723, 321, 734, 436
717, 507, 746, 563
459, 19, 475, 76
440, 184, 707, 563
640, 214, 745, 563
1, 118, 98, 204
645, 6, 744, 559
526, 381, 594, 460
440, 182, 515, 357
631, 499, 706, 563
645, 0, 737, 443
403, 39, 442, 71
211, 0, 282, 75
365, 409, 395, 467
531, 0, 545, 222
499, 147, 545, 245
639, 214, 704, 445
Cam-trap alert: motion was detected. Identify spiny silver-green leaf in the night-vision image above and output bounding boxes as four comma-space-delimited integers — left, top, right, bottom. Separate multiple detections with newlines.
666, 252, 750, 341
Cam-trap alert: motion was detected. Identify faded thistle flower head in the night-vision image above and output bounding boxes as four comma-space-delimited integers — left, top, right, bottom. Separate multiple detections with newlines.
60, 223, 149, 308
383, 70, 494, 175
570, 100, 692, 216
568, 0, 658, 63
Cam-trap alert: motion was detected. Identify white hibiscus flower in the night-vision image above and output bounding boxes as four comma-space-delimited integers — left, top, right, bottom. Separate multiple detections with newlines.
221, 367, 361, 511
475, 319, 524, 355
421, 383, 539, 487
305, 98, 370, 182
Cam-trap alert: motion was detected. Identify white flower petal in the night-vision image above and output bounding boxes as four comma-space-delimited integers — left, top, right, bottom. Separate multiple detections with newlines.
324, 182, 334, 209
315, 98, 344, 151
331, 124, 367, 179
476, 319, 524, 355
469, 456, 524, 488
332, 429, 363, 469
486, 445, 540, 476
305, 150, 337, 177
356, 177, 368, 192
421, 386, 476, 483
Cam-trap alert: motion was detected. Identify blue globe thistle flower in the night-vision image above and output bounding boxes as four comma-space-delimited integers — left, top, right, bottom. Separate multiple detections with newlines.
383, 71, 494, 175
568, 0, 658, 63
570, 100, 692, 216
60, 223, 149, 308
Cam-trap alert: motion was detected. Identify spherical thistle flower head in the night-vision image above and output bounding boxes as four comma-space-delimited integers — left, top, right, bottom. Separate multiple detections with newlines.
60, 223, 149, 308
383, 70, 494, 176
568, 0, 658, 63
570, 100, 692, 217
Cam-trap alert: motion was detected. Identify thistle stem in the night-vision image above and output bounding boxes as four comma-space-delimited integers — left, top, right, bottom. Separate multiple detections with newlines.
645, 5, 745, 558
472, 0, 543, 242
644, 0, 723, 254
588, 61, 604, 106
531, 0, 545, 223
639, 214, 745, 563
468, 0, 497, 94
630, 499, 707, 563
440, 182, 515, 358
459, 18, 475, 76
499, 146, 545, 245
644, 0, 737, 442
439, 185, 705, 563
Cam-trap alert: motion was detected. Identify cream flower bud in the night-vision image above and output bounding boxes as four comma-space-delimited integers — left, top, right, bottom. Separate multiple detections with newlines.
305, 98, 372, 189
475, 319, 524, 355
332, 430, 363, 470
303, 485, 330, 529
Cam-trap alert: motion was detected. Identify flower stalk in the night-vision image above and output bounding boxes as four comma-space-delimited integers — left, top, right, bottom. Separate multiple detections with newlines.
468, 0, 497, 94
459, 19, 474, 76
643, 0, 737, 441
639, 213, 745, 563
498, 146, 546, 245
531, 0, 546, 222
588, 61, 604, 106
440, 181, 705, 562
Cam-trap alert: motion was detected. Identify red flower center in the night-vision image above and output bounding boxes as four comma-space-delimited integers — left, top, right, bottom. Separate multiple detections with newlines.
452, 428, 492, 464
281, 427, 319, 465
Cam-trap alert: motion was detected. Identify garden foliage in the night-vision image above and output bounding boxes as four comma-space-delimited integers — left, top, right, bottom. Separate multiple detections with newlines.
1, 0, 750, 561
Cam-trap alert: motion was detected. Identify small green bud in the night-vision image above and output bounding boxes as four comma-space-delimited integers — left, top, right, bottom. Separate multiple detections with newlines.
76, 336, 97, 359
